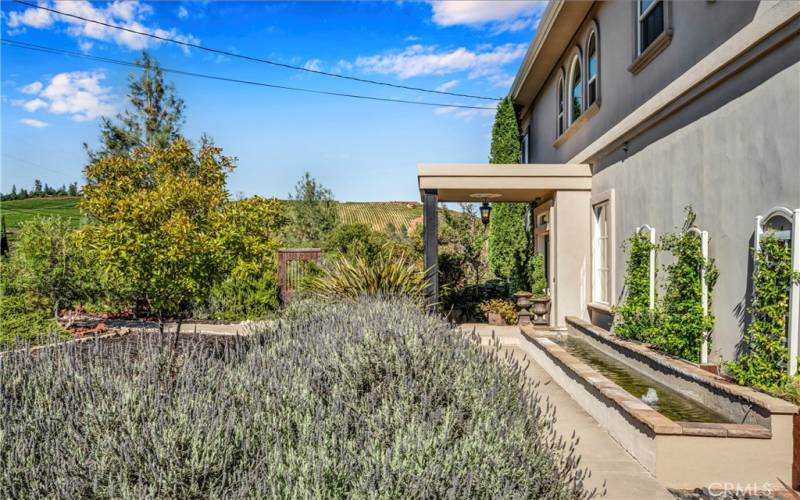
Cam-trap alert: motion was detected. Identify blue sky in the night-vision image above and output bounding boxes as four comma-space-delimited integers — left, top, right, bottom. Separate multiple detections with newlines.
1, 1, 543, 201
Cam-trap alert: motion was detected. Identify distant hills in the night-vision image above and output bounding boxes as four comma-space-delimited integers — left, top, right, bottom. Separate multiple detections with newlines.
0, 197, 437, 236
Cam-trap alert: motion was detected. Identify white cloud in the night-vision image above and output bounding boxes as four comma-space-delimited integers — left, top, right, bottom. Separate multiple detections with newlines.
20, 71, 116, 122
303, 59, 322, 72
333, 59, 353, 74
79, 40, 93, 53
405, 35, 420, 42
354, 43, 526, 80
7, 2, 55, 29
435, 79, 459, 92
7, 1, 199, 53
22, 98, 48, 112
20, 81, 43, 94
20, 118, 50, 128
434, 103, 496, 122
428, 1, 545, 34
429, 1, 546, 27
177, 5, 188, 19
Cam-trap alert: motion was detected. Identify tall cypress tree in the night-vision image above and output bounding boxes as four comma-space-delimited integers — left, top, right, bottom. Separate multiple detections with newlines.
487, 97, 529, 292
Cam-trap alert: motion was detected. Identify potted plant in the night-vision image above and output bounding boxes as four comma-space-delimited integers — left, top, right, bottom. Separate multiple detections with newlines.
479, 299, 517, 326
529, 254, 551, 325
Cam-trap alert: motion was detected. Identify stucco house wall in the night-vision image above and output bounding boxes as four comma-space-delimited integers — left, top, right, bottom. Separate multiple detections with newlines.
592, 60, 800, 361
514, 0, 800, 362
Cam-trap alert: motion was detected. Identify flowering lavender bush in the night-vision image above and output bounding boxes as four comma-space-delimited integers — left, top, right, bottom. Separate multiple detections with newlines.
1, 298, 593, 498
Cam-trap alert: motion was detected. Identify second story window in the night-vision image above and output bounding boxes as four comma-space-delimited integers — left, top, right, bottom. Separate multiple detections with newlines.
587, 31, 598, 106
569, 56, 582, 125
557, 73, 565, 136
638, 0, 665, 54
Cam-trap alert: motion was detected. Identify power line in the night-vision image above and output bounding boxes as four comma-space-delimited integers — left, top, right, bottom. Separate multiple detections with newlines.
12, 0, 502, 102
2, 40, 497, 111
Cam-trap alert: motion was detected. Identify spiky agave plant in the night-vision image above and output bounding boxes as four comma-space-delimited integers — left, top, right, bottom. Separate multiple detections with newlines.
309, 250, 428, 302
1, 298, 596, 499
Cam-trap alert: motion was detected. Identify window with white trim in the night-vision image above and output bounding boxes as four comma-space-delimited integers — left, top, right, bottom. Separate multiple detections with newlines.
557, 73, 565, 136
568, 56, 582, 125
593, 202, 610, 304
586, 31, 598, 107
638, 0, 665, 54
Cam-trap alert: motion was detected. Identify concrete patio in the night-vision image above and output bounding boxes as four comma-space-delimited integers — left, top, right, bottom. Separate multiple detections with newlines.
460, 323, 673, 500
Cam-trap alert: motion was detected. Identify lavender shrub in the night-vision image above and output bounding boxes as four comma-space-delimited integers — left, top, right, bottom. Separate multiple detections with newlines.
1, 298, 594, 498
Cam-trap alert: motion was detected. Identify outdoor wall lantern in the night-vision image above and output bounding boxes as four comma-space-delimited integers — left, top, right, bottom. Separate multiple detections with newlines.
480, 202, 492, 226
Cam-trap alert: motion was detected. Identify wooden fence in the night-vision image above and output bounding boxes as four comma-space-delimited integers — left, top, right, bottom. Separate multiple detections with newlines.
277, 248, 322, 303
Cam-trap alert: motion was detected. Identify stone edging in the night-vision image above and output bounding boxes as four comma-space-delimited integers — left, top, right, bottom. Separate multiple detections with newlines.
565, 316, 798, 415
520, 326, 773, 439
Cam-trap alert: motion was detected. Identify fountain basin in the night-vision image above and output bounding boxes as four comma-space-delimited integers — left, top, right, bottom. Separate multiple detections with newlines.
519, 316, 797, 490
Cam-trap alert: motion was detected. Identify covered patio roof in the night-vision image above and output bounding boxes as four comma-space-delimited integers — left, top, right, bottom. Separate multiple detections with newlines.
417, 163, 592, 202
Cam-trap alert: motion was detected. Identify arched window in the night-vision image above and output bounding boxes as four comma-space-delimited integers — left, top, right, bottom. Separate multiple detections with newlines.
568, 55, 582, 125
586, 30, 598, 107
556, 71, 565, 136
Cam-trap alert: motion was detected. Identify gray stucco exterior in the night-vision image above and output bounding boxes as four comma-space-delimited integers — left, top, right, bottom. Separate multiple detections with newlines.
514, 0, 800, 362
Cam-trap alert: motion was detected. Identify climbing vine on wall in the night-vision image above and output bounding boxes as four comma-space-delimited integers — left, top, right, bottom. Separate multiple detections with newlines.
657, 208, 719, 363
613, 207, 718, 364
613, 231, 657, 343
728, 235, 800, 389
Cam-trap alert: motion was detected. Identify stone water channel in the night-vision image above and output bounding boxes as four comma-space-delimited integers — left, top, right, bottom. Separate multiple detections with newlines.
554, 334, 732, 423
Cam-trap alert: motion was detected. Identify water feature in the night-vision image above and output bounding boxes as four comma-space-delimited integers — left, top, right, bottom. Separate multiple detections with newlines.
556, 335, 732, 423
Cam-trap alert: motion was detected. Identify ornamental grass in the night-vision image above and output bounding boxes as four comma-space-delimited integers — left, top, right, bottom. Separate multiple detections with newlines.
1, 298, 594, 499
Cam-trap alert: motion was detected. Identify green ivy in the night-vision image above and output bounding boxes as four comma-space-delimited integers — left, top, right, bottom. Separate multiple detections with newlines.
612, 231, 658, 343
728, 235, 800, 389
657, 208, 718, 363
487, 97, 530, 292
612, 208, 718, 364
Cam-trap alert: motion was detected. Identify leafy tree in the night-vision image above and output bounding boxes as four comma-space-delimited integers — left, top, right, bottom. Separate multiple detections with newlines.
87, 51, 185, 160
10, 185, 17, 200
209, 196, 288, 320
4, 216, 92, 317
487, 97, 529, 292
529, 254, 547, 297
440, 203, 489, 288
286, 172, 338, 246
33, 179, 42, 196
68, 182, 79, 197
77, 139, 232, 330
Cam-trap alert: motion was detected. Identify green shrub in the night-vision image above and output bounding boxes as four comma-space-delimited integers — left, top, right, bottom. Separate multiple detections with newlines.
206, 261, 280, 320
529, 254, 548, 298
657, 208, 718, 362
5, 215, 94, 316
309, 251, 427, 302
479, 298, 518, 325
322, 223, 385, 261
0, 293, 68, 348
728, 235, 800, 389
0, 298, 594, 498
613, 231, 658, 343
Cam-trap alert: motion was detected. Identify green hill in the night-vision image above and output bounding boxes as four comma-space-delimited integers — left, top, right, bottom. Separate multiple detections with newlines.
0, 197, 432, 235
0, 197, 82, 234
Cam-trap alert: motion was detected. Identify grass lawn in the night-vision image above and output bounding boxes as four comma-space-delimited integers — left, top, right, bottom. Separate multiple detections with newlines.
0, 196, 82, 235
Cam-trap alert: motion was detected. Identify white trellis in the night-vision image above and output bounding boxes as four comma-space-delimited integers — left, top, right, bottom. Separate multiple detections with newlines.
635, 224, 656, 311
754, 207, 800, 376
686, 226, 710, 364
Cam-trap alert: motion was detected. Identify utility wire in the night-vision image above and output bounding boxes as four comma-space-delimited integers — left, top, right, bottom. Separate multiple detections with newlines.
12, 0, 502, 102
2, 40, 497, 111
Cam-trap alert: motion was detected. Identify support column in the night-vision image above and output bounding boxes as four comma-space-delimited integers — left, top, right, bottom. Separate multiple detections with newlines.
423, 189, 438, 307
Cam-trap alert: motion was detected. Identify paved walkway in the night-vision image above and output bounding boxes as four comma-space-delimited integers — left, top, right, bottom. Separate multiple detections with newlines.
460, 324, 673, 500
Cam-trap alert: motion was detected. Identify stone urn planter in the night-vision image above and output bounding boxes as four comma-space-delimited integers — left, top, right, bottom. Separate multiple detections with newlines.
487, 312, 507, 326
514, 292, 533, 326
530, 296, 551, 325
